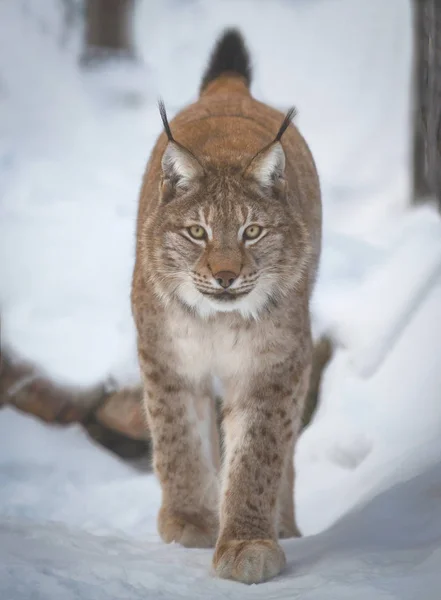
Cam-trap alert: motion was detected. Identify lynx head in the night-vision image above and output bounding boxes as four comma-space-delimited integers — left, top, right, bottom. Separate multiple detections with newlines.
148, 102, 310, 319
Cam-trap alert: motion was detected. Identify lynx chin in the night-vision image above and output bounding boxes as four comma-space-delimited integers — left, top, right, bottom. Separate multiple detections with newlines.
131, 28, 321, 584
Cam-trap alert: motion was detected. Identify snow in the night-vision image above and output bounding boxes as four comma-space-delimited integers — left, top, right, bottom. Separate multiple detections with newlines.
2, 0, 441, 598
1, 407, 441, 599
0, 0, 413, 389
313, 206, 441, 377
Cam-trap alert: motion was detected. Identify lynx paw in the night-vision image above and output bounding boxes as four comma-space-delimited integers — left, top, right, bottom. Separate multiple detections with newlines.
158, 507, 218, 548
212, 539, 286, 584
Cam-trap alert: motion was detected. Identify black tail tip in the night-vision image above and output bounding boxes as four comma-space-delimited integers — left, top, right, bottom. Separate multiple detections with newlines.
200, 28, 251, 93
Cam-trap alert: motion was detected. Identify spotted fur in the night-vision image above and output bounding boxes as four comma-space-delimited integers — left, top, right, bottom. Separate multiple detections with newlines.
131, 28, 321, 584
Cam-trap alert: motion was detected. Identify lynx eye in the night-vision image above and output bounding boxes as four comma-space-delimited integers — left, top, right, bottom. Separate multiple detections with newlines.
187, 225, 207, 240
243, 224, 263, 241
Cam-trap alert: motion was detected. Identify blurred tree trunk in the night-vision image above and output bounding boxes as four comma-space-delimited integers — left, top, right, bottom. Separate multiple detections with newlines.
80, 0, 135, 66
413, 0, 441, 207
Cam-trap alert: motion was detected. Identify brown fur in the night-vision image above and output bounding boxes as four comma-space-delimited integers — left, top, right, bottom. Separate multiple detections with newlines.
131, 30, 321, 584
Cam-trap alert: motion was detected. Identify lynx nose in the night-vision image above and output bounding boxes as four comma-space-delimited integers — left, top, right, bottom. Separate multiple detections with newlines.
214, 270, 238, 289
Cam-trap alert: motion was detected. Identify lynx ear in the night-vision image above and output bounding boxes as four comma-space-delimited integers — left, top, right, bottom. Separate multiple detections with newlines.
243, 141, 286, 188
158, 99, 204, 193
161, 142, 204, 189
244, 106, 296, 189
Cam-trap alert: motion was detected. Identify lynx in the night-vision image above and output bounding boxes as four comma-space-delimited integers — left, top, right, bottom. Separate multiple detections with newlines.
131, 29, 321, 584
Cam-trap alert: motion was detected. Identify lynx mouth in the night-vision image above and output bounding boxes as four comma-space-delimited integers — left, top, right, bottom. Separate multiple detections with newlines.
199, 290, 251, 302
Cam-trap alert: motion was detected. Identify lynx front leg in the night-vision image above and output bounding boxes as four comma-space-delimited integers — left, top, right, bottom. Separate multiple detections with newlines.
278, 366, 310, 539
213, 368, 305, 584
277, 441, 301, 539
140, 350, 218, 548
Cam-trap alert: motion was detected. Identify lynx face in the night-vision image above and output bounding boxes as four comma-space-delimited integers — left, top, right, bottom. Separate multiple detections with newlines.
149, 144, 310, 319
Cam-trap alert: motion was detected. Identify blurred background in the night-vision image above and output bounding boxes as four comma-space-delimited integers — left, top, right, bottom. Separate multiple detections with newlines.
1, 1, 441, 597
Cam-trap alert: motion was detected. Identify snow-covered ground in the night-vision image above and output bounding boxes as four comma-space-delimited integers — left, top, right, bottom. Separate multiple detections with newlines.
2, 0, 441, 598
2, 406, 441, 600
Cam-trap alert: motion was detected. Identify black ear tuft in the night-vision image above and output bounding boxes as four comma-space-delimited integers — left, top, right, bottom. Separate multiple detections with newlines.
158, 99, 174, 142
274, 107, 297, 142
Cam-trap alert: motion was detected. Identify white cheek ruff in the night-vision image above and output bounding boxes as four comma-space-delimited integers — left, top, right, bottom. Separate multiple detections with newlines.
177, 281, 271, 320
